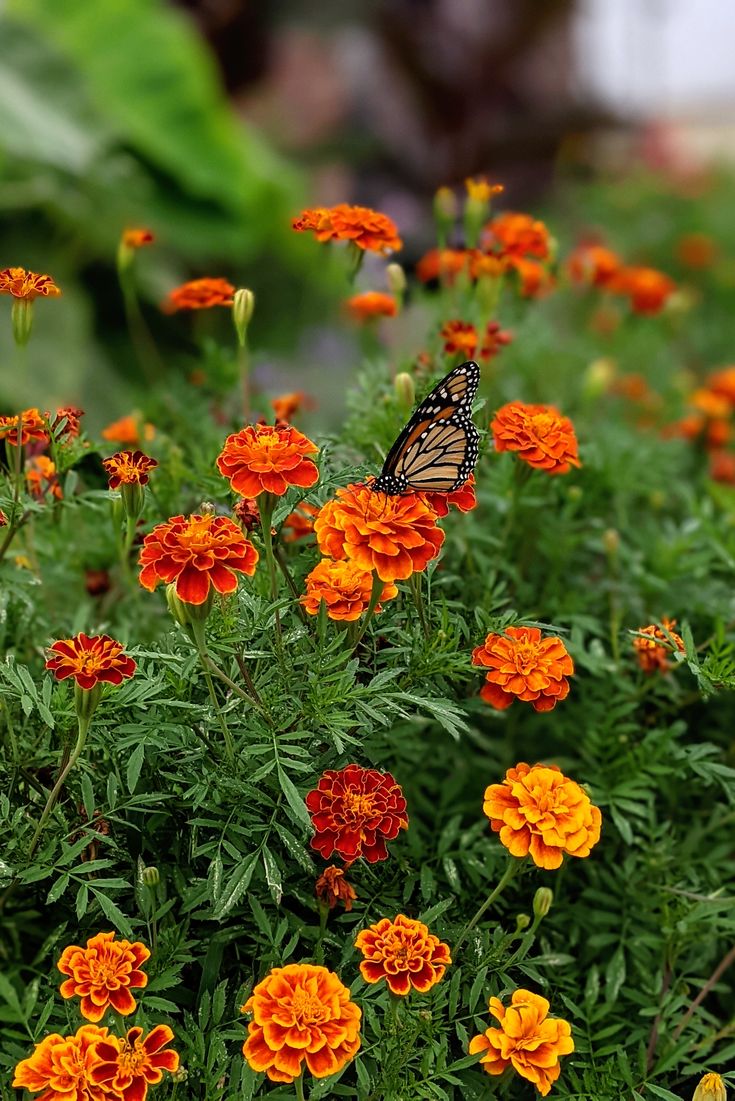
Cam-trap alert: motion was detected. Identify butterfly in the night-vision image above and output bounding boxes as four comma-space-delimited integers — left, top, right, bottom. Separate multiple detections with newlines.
372, 360, 480, 495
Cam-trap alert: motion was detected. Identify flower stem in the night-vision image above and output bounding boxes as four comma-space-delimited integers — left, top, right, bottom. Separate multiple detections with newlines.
409, 572, 430, 638
121, 277, 162, 385
27, 712, 91, 860
238, 333, 251, 424
352, 572, 384, 652
190, 621, 235, 766
258, 494, 285, 651
452, 858, 520, 956
294, 1074, 307, 1101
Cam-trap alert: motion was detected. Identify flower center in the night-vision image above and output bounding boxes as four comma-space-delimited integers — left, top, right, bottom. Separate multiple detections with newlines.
290, 986, 329, 1026
77, 653, 105, 675
512, 641, 541, 671
530, 413, 556, 437
179, 516, 215, 550
116, 1038, 147, 1076
88, 956, 122, 985
342, 790, 378, 820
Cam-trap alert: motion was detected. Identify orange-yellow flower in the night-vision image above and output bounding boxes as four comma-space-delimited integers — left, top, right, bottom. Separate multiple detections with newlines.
162, 277, 235, 313
609, 265, 675, 314
26, 455, 62, 501
121, 227, 154, 249
301, 558, 397, 621
57, 931, 149, 1022
139, 512, 258, 605
344, 291, 398, 322
46, 635, 137, 691
306, 763, 409, 864
102, 450, 157, 490
491, 402, 581, 475
281, 500, 319, 542
293, 204, 402, 254
483, 762, 601, 869
315, 865, 357, 912
315, 482, 444, 583
271, 391, 314, 422
0, 266, 61, 300
467, 250, 510, 280
510, 257, 555, 298
707, 366, 735, 407
465, 178, 504, 202
217, 423, 319, 498
689, 387, 730, 420
693, 1072, 727, 1101
101, 415, 155, 447
633, 618, 685, 673
420, 475, 476, 518
472, 626, 574, 712
0, 408, 49, 447
416, 248, 471, 284
354, 914, 451, 996
52, 405, 85, 440
469, 989, 574, 1096
440, 320, 512, 361
484, 212, 551, 260
90, 1025, 179, 1101
12, 1024, 110, 1099
241, 963, 361, 1083
566, 243, 622, 288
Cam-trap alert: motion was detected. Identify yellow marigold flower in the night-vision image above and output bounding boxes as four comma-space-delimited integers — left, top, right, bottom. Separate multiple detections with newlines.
693, 1072, 727, 1101
0, 266, 61, 300
354, 914, 451, 996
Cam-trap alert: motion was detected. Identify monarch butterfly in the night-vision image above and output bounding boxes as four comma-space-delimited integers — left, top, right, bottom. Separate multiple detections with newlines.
372, 360, 480, 495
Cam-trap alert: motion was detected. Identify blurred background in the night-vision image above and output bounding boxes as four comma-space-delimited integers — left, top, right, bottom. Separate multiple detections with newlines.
2, 0, 735, 428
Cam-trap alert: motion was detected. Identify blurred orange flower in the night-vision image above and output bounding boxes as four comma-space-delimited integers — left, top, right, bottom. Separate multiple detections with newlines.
484, 212, 551, 260
26, 455, 62, 501
441, 320, 512, 361
0, 408, 48, 447
355, 914, 451, 996
270, 390, 314, 422
102, 449, 157, 489
609, 265, 675, 314
483, 761, 601, 869
707, 366, 735, 406
162, 277, 235, 313
90, 1025, 179, 1100
421, 475, 476, 518
12, 1024, 110, 1098
46, 634, 137, 691
633, 618, 686, 673
306, 763, 408, 864
567, 243, 622, 287
469, 989, 574, 1096
345, 291, 398, 321
241, 963, 361, 1083
301, 558, 397, 621
315, 482, 444, 583
472, 626, 574, 712
315, 865, 357, 912
139, 512, 258, 605
676, 232, 717, 269
293, 203, 402, 254
510, 257, 555, 298
467, 250, 510, 280
416, 248, 471, 284
52, 405, 84, 440
217, 423, 319, 498
57, 931, 149, 1021
491, 402, 581, 475
101, 415, 155, 447
0, 266, 61, 300
122, 227, 154, 249
281, 500, 319, 542
689, 388, 730, 420
709, 449, 735, 484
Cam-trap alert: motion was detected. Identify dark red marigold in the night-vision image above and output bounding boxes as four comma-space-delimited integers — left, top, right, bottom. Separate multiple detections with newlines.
306, 764, 409, 864
46, 634, 137, 690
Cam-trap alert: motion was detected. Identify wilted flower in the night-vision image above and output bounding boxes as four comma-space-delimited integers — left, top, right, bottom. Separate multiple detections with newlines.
354, 914, 451, 995
293, 204, 402, 254
51, 405, 85, 440
46, 634, 136, 691
26, 455, 62, 501
102, 449, 157, 489
306, 763, 408, 864
633, 618, 686, 673
0, 408, 48, 447
57, 931, 149, 1021
0, 266, 61, 300
491, 401, 581, 475
301, 558, 397, 621
315, 865, 357, 912
472, 626, 574, 712
233, 496, 261, 533
12, 1024, 109, 1098
217, 423, 319, 498
162, 277, 235, 313
345, 291, 398, 322
90, 1025, 179, 1099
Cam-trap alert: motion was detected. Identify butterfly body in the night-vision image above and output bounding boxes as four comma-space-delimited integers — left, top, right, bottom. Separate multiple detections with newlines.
372, 361, 480, 495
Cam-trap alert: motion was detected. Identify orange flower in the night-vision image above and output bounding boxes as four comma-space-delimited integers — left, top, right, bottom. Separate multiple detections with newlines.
509, 257, 555, 298
293, 204, 402, 254
662, 412, 705, 442
162, 277, 235, 313
676, 232, 717, 269
271, 391, 314, 422
420, 475, 476, 518
467, 250, 510, 280
139, 512, 258, 605
12, 1024, 110, 1099
609, 265, 675, 314
315, 866, 357, 912
633, 618, 686, 673
416, 248, 471, 284
281, 500, 319, 542
709, 449, 735, 484
217, 423, 319, 498
101, 415, 155, 447
472, 626, 574, 712
441, 320, 479, 359
689, 388, 730, 420
492, 402, 581, 475
484, 212, 551, 260
46, 635, 137, 691
102, 450, 157, 490
482, 321, 513, 359
483, 762, 601, 869
90, 1025, 179, 1101
26, 456, 62, 501
0, 266, 61, 300
301, 558, 397, 621
707, 366, 735, 406
121, 227, 154, 249
566, 243, 622, 287
306, 763, 408, 864
0, 408, 48, 447
344, 291, 398, 322
354, 914, 451, 996
466, 178, 504, 202
315, 482, 443, 583
57, 931, 149, 1021
469, 989, 574, 1096
241, 963, 361, 1083
52, 405, 85, 440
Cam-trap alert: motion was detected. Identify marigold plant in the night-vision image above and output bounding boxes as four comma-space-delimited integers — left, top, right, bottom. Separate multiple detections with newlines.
354, 913, 451, 995
56, 931, 150, 1021
216, 422, 319, 498
139, 512, 258, 605
472, 625, 574, 711
46, 635, 137, 691
306, 763, 409, 863
491, 401, 581, 475
0, 266, 61, 300
300, 558, 397, 621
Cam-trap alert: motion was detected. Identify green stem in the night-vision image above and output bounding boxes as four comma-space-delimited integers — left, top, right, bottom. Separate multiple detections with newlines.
409, 572, 430, 638
120, 513, 137, 582
238, 334, 251, 424
258, 494, 285, 655
122, 279, 162, 385
315, 901, 328, 966
190, 622, 235, 766
352, 573, 384, 652
27, 713, 91, 860
294, 1074, 307, 1101
275, 546, 308, 624
453, 858, 520, 956
203, 652, 274, 726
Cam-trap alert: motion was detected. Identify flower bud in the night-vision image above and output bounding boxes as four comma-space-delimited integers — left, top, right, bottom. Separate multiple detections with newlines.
533, 887, 553, 920
121, 483, 145, 524
171, 1068, 188, 1084
166, 583, 214, 630
141, 865, 160, 888
233, 288, 255, 346
693, 1073, 727, 1101
434, 186, 458, 223
11, 299, 33, 347
602, 528, 620, 556
386, 263, 406, 296
583, 357, 616, 398
515, 913, 531, 932
394, 372, 415, 411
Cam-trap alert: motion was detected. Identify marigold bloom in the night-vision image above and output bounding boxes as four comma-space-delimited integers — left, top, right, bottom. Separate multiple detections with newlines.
12, 1024, 109, 1099
510, 257, 555, 298
0, 266, 61, 300
139, 512, 258, 605
26, 456, 62, 501
420, 475, 476, 518
441, 320, 479, 359
633, 618, 686, 674
609, 265, 675, 314
233, 496, 261, 533
162, 277, 235, 313
467, 250, 510, 280
271, 391, 314, 422
693, 1072, 727, 1101
483, 761, 601, 869
709, 449, 735, 484
566, 243, 622, 288
472, 626, 574, 713
355, 914, 451, 996
466, 178, 504, 202
282, 500, 319, 542
482, 320, 513, 359
57, 931, 149, 1021
293, 203, 402, 254
315, 865, 357, 912
241, 963, 361, 1083
689, 388, 730, 420
217, 423, 319, 498
101, 415, 155, 447
52, 405, 85, 440
46, 634, 136, 691
707, 366, 735, 407
344, 291, 398, 322
122, 227, 154, 249
491, 402, 581, 475
416, 248, 470, 284
469, 989, 574, 1096
485, 212, 551, 260
90, 1025, 179, 1100
102, 450, 157, 490
315, 482, 443, 583
306, 763, 408, 864
0, 408, 48, 447
301, 558, 397, 622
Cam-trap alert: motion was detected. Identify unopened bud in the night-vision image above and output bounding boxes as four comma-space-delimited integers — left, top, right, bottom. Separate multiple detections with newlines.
394, 372, 415, 411
515, 913, 531, 932
434, 186, 458, 223
233, 288, 255, 346
533, 887, 553, 920
386, 262, 406, 296
199, 501, 216, 517
583, 357, 616, 398
166, 583, 214, 630
567, 485, 583, 502
171, 1068, 188, 1084
120, 483, 145, 523
142, 865, 160, 887
693, 1073, 727, 1101
602, 528, 620, 556
11, 299, 33, 348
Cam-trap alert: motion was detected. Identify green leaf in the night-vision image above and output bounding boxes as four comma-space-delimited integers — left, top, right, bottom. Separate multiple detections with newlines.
126, 741, 146, 794
91, 888, 134, 937
277, 767, 311, 830
212, 854, 258, 920
262, 847, 282, 906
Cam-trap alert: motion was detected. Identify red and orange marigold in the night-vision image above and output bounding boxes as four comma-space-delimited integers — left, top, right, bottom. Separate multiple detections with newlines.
46, 635, 137, 691
472, 625, 573, 712
0, 266, 61, 300
241, 963, 361, 1083
354, 914, 451, 996
469, 989, 574, 1096
217, 423, 319, 498
421, 475, 476, 518
484, 212, 551, 260
301, 558, 397, 622
293, 204, 402, 254
101, 415, 155, 447
315, 865, 357, 912
139, 512, 258, 606
306, 763, 408, 864
162, 277, 235, 313
26, 456, 62, 501
345, 291, 398, 322
0, 408, 48, 447
57, 931, 150, 1022
90, 1025, 179, 1100
633, 618, 686, 673
102, 450, 158, 490
315, 482, 443, 583
12, 1024, 110, 1099
609, 265, 675, 314
483, 762, 602, 870
491, 401, 581, 475
566, 243, 622, 288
